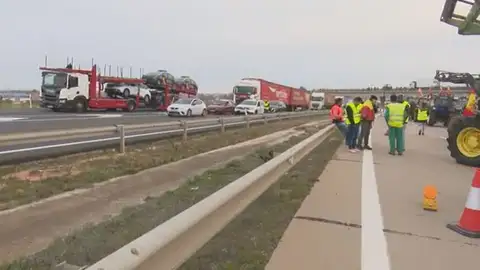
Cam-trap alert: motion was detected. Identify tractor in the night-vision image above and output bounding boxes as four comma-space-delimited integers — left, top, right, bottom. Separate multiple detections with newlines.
426, 92, 456, 127
439, 0, 480, 166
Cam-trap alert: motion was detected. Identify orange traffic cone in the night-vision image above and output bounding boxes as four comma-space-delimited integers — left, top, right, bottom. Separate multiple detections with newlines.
447, 168, 480, 238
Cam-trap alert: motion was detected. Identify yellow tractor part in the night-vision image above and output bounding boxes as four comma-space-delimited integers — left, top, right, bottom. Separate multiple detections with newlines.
456, 127, 480, 157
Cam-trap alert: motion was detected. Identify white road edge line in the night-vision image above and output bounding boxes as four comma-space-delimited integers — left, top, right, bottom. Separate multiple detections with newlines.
361, 133, 391, 270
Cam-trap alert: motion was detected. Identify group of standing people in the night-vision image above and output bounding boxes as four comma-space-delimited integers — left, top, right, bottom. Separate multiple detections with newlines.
329, 95, 378, 153
330, 94, 430, 155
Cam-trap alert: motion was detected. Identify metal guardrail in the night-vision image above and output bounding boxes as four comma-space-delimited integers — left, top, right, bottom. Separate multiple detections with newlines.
0, 111, 328, 164
0, 111, 326, 142
74, 124, 335, 270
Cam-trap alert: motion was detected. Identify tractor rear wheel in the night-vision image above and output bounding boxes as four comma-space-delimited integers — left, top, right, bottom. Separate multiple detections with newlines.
427, 112, 436, 126
447, 115, 480, 167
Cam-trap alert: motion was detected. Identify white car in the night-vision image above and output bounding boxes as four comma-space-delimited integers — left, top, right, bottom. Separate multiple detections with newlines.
167, 98, 207, 117
104, 83, 152, 105
234, 99, 265, 115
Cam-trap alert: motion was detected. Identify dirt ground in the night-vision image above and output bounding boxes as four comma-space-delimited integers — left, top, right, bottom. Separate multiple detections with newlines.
179, 132, 342, 270
0, 129, 324, 270
0, 115, 326, 210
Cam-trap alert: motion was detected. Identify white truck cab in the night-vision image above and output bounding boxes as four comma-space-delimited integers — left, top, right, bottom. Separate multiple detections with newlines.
310, 92, 325, 110
233, 79, 261, 105
41, 70, 91, 111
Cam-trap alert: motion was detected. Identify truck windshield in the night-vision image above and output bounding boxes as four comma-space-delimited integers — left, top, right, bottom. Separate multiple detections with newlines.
234, 86, 255, 94
42, 72, 67, 88
311, 96, 324, 101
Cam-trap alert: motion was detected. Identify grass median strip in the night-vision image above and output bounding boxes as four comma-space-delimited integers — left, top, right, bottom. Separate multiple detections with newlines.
0, 127, 324, 270
179, 130, 342, 270
0, 115, 326, 210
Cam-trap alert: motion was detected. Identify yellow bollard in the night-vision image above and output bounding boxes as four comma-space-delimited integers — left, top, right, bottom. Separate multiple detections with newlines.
423, 185, 438, 211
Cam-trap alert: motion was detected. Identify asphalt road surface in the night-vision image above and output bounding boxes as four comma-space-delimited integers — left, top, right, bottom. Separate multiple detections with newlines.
0, 108, 237, 134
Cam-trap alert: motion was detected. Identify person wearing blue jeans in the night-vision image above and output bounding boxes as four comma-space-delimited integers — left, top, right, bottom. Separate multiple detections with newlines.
346, 123, 360, 152
335, 122, 348, 137
344, 97, 362, 153
330, 98, 349, 139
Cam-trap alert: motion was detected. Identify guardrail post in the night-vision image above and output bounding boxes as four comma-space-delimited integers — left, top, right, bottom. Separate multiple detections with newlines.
245, 115, 250, 128
219, 117, 225, 133
182, 121, 188, 142
117, 125, 125, 153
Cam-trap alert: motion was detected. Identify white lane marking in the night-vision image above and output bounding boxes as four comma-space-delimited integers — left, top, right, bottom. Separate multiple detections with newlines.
3, 113, 167, 122
0, 117, 25, 122
361, 133, 391, 270
6, 117, 101, 122
91, 114, 123, 118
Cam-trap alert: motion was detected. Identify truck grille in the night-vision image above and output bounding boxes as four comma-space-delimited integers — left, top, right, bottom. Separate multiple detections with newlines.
42, 93, 59, 104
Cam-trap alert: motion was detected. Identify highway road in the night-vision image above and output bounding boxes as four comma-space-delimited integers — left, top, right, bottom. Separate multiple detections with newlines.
0, 111, 327, 164
0, 108, 236, 134
0, 123, 213, 164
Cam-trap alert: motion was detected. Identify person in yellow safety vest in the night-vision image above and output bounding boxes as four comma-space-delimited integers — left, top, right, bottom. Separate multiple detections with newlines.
355, 100, 364, 148
344, 99, 363, 125
398, 95, 410, 123
416, 102, 429, 136
264, 100, 270, 112
384, 94, 406, 155
345, 97, 362, 153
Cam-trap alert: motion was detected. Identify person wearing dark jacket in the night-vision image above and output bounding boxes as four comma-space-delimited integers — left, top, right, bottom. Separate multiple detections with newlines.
357, 95, 378, 150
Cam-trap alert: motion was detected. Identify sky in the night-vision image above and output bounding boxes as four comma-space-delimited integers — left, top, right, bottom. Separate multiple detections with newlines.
0, 0, 479, 93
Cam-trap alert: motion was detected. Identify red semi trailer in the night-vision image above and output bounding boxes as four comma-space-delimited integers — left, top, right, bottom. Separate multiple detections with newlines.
232, 78, 310, 110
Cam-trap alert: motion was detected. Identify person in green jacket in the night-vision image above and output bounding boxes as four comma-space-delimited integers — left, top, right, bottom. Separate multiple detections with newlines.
384, 94, 407, 155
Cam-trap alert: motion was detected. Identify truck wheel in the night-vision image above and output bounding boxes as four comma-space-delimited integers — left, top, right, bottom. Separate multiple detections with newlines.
255, 110, 258, 114
123, 99, 136, 112
447, 115, 480, 167
186, 109, 192, 117
123, 88, 131, 98
74, 98, 87, 113
144, 95, 151, 105
201, 109, 207, 117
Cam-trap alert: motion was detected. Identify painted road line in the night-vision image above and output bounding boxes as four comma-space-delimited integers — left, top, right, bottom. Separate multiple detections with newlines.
8, 117, 102, 122
361, 133, 391, 270
0, 117, 25, 122
5, 114, 167, 122
92, 114, 124, 118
